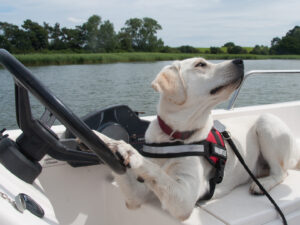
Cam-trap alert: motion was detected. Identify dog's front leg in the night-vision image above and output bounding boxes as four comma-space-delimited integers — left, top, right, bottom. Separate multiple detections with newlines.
133, 157, 203, 221
90, 130, 151, 209
113, 171, 152, 209
92, 131, 203, 221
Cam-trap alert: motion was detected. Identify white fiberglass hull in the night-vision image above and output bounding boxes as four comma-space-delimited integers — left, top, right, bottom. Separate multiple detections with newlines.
1, 101, 300, 225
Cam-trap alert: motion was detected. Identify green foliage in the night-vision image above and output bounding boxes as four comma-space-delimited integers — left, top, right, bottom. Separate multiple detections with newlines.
223, 42, 235, 48
224, 42, 248, 54
79, 15, 102, 51
270, 26, 300, 54
0, 15, 162, 53
45, 23, 65, 50
119, 18, 142, 50
118, 17, 163, 52
22, 19, 48, 51
177, 45, 200, 53
61, 27, 84, 49
14, 52, 300, 67
250, 45, 269, 55
1, 16, 299, 57
0, 22, 33, 53
210, 47, 224, 54
98, 20, 118, 52
159, 46, 180, 53
117, 31, 133, 51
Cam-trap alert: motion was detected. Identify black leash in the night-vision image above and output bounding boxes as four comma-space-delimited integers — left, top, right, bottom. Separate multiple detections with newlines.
221, 131, 287, 225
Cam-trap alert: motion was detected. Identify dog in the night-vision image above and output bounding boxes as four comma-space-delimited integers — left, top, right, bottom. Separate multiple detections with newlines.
91, 58, 300, 221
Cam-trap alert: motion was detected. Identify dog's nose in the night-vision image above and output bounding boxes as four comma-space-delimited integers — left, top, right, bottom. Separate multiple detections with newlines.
232, 59, 244, 68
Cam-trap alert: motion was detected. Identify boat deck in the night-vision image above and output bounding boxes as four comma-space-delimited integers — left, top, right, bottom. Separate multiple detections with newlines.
1, 101, 300, 225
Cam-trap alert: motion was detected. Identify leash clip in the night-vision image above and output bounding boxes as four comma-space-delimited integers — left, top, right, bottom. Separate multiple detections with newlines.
221, 131, 231, 140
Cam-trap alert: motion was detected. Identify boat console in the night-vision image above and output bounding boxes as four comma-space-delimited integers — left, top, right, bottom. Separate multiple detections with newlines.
0, 49, 136, 183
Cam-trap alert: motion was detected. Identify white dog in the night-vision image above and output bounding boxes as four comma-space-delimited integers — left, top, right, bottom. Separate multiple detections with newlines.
92, 58, 300, 221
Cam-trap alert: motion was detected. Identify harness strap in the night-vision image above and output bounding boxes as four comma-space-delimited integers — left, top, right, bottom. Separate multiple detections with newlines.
142, 141, 226, 160
197, 158, 226, 202
142, 127, 227, 203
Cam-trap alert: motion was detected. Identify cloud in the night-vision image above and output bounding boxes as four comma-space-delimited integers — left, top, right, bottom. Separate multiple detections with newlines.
67, 17, 85, 23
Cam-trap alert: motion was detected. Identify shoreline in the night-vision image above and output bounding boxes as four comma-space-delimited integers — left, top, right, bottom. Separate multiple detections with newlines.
11, 52, 300, 67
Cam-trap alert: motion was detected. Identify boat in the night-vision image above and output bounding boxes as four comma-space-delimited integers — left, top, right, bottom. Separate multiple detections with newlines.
0, 49, 300, 225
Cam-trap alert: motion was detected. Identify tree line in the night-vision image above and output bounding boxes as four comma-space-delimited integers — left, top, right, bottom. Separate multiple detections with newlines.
0, 15, 299, 55
0, 15, 164, 53
207, 25, 300, 55
207, 26, 300, 55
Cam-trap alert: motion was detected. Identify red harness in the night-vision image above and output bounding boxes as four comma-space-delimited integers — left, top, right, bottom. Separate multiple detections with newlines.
151, 116, 226, 165
141, 116, 227, 201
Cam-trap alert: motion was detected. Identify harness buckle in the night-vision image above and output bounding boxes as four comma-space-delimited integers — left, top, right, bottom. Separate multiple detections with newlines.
214, 159, 226, 184
221, 130, 231, 140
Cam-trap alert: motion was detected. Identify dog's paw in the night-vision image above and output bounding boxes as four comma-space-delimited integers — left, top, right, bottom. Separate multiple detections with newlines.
115, 141, 143, 169
125, 200, 141, 210
249, 176, 278, 195
79, 130, 144, 169
91, 130, 119, 153
75, 131, 118, 153
92, 130, 143, 169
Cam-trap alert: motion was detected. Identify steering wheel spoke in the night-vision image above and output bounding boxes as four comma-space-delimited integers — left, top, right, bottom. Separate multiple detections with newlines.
40, 108, 56, 129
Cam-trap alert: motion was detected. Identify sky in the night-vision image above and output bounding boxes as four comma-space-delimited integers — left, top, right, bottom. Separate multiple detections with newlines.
1, 0, 300, 47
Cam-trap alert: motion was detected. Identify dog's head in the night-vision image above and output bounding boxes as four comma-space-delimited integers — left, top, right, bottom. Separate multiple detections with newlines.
152, 58, 244, 108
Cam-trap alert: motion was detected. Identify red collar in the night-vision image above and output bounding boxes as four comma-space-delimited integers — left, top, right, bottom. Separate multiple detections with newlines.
157, 116, 197, 140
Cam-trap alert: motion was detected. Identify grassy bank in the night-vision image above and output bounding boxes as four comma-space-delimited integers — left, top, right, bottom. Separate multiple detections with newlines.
14, 52, 300, 66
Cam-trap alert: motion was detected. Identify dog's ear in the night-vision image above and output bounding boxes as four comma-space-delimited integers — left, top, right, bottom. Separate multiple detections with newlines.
151, 64, 187, 105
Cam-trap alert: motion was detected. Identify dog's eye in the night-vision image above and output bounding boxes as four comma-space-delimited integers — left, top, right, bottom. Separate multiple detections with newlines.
195, 62, 207, 67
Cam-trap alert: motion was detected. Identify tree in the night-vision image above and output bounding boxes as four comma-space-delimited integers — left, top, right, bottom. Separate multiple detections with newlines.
139, 17, 163, 51
271, 37, 280, 47
118, 31, 133, 51
250, 45, 269, 55
270, 26, 300, 54
45, 22, 66, 50
98, 20, 118, 52
159, 45, 180, 53
177, 45, 199, 53
0, 22, 17, 51
210, 47, 223, 54
22, 20, 48, 50
223, 42, 247, 54
119, 17, 163, 51
121, 18, 142, 50
0, 35, 11, 51
0, 15, 166, 53
223, 42, 235, 48
78, 15, 102, 51
227, 45, 247, 54
61, 27, 84, 49
0, 22, 32, 52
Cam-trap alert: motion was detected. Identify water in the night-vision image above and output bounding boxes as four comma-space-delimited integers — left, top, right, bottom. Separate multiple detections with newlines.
1, 60, 300, 130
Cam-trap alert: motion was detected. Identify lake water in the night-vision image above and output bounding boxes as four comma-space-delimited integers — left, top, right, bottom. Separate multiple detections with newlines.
1, 59, 300, 130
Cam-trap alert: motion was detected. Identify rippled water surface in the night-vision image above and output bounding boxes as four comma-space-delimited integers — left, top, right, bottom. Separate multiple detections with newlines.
1, 60, 300, 129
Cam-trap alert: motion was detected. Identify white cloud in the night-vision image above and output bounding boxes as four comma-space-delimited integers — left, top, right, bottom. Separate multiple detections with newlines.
67, 17, 85, 23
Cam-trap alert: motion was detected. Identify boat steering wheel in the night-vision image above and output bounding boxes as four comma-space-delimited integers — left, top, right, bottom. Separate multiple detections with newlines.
0, 49, 126, 183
